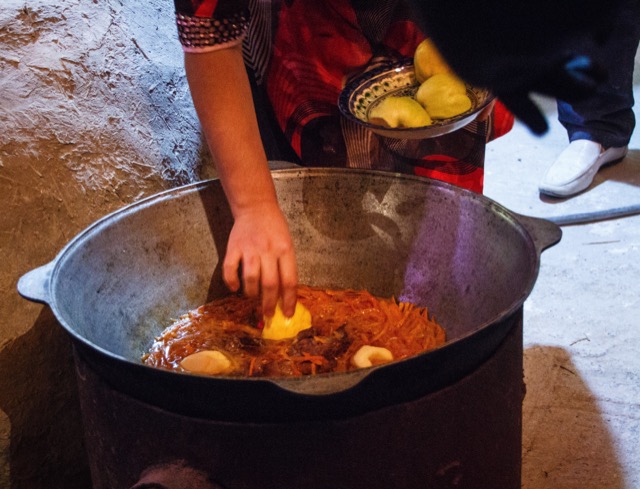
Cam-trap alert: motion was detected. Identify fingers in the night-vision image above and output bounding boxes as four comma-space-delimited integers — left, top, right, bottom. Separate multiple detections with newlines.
223, 249, 263, 299
221, 204, 298, 316
249, 252, 299, 315
258, 255, 279, 318
223, 250, 298, 317
240, 252, 261, 299
222, 248, 242, 293
277, 252, 298, 318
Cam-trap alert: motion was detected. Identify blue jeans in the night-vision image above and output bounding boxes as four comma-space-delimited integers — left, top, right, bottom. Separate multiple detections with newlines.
558, 0, 640, 148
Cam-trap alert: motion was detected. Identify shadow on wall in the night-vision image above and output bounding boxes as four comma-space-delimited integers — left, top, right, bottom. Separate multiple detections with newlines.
0, 306, 91, 489
522, 345, 626, 488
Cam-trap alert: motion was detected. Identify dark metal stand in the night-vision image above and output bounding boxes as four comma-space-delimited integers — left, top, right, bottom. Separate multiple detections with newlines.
76, 314, 524, 489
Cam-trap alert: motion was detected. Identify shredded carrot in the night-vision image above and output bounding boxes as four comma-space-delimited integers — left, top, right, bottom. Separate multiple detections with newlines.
144, 285, 446, 377
290, 352, 327, 365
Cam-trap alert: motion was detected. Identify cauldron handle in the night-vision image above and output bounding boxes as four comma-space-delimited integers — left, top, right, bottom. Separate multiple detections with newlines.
17, 261, 54, 304
513, 213, 562, 254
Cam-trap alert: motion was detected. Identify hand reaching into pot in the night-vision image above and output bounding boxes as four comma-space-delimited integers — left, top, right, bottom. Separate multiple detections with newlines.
223, 201, 298, 318
184, 46, 298, 318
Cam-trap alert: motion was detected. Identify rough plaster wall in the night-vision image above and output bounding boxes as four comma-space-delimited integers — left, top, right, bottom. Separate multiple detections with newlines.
0, 1, 214, 486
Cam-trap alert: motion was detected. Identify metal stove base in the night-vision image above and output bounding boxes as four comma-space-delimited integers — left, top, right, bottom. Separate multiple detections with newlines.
76, 314, 524, 489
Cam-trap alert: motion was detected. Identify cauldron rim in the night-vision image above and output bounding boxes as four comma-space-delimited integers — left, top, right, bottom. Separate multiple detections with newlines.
18, 168, 561, 420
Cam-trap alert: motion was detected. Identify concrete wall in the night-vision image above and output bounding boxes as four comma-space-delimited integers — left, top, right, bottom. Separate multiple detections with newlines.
0, 1, 214, 486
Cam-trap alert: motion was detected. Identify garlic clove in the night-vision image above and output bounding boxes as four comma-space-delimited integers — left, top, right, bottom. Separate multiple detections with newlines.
351, 345, 394, 369
179, 350, 232, 375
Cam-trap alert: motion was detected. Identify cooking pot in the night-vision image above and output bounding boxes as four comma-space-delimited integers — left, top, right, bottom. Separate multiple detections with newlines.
18, 168, 560, 423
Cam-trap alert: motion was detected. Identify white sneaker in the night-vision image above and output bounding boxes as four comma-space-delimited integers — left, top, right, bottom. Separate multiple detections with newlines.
539, 140, 628, 197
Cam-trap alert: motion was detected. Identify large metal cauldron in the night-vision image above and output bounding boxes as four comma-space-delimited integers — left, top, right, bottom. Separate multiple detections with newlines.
19, 168, 560, 422
19, 168, 560, 488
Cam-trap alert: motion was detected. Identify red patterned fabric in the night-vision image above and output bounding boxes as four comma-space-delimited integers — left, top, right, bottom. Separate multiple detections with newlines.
491, 100, 514, 140
174, 0, 514, 193
195, 0, 218, 17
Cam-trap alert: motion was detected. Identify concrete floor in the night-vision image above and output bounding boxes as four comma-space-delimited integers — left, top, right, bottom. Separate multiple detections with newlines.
483, 58, 640, 487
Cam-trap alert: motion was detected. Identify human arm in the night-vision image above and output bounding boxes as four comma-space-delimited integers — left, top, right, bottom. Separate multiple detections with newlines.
184, 45, 298, 317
